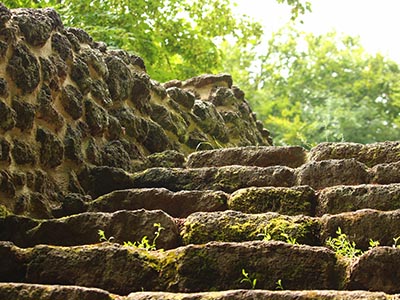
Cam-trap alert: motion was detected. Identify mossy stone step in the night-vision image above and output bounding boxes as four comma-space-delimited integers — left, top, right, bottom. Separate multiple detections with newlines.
228, 186, 316, 216
1, 284, 398, 300
186, 146, 306, 168
181, 210, 320, 246
128, 290, 400, 300
0, 241, 341, 294
182, 209, 400, 250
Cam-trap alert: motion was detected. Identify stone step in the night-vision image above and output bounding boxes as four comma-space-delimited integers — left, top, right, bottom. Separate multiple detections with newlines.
182, 209, 400, 251
228, 186, 316, 216
181, 210, 320, 246
0, 241, 341, 294
128, 290, 399, 300
320, 209, 400, 250
88, 188, 228, 218
4, 240, 400, 294
87, 183, 400, 218
81, 159, 400, 199
81, 165, 296, 198
316, 183, 400, 216
309, 141, 400, 167
1, 284, 398, 300
186, 146, 307, 168
0, 209, 179, 249
0, 283, 116, 300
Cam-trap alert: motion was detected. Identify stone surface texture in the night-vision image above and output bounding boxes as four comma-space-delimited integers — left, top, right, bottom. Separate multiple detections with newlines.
2, 3, 400, 300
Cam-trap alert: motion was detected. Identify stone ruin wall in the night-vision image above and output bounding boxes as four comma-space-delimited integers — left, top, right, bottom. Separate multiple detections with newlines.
0, 4, 272, 218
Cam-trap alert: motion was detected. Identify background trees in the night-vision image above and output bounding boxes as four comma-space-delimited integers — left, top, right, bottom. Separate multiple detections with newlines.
224, 25, 400, 146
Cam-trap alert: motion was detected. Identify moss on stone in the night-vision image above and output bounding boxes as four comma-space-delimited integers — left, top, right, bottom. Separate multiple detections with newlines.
0, 205, 10, 218
228, 186, 316, 215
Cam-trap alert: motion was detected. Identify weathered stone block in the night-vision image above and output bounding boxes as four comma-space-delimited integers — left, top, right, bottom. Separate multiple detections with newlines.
297, 159, 370, 190
36, 127, 64, 168
229, 186, 316, 215
161, 241, 339, 292
370, 161, 400, 184
347, 247, 400, 293
26, 209, 179, 249
11, 139, 36, 165
310, 141, 400, 167
167, 87, 195, 109
71, 56, 92, 94
60, 85, 83, 120
84, 99, 109, 135
131, 165, 296, 193
101, 140, 132, 171
0, 241, 26, 282
187, 146, 306, 168
320, 209, 400, 250
182, 210, 320, 246
12, 98, 35, 131
0, 283, 114, 300
0, 100, 16, 131
317, 184, 400, 216
51, 32, 72, 60
89, 188, 228, 218
7, 43, 40, 93
105, 56, 132, 101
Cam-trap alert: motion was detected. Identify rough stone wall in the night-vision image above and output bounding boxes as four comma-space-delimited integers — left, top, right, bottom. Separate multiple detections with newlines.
0, 4, 272, 218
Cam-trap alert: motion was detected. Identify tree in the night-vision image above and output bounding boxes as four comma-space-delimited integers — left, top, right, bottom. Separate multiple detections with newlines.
4, 0, 310, 82
225, 25, 400, 146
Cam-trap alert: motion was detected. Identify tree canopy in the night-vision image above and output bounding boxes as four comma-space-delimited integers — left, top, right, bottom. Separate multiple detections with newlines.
224, 25, 400, 146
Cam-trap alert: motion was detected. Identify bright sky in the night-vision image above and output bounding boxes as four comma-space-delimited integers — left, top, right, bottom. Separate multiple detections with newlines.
234, 0, 400, 63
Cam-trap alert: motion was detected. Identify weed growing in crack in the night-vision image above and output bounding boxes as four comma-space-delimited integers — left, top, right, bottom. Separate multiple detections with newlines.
257, 227, 298, 245
98, 229, 114, 242
124, 223, 165, 251
276, 279, 284, 290
240, 268, 257, 289
368, 239, 380, 250
98, 223, 164, 251
393, 236, 400, 248
326, 227, 362, 259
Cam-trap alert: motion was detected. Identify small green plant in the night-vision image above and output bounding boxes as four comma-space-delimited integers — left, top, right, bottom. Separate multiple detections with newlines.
368, 239, 380, 250
280, 232, 298, 245
240, 268, 257, 289
98, 229, 114, 242
258, 227, 298, 244
393, 236, 400, 248
276, 279, 284, 290
326, 227, 363, 259
124, 223, 164, 251
257, 227, 272, 241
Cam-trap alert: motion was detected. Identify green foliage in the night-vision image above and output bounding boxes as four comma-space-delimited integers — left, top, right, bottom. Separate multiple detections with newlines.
276, 279, 284, 290
98, 229, 114, 243
393, 236, 400, 248
257, 222, 299, 245
224, 25, 400, 147
124, 223, 165, 251
240, 268, 257, 289
368, 239, 380, 250
326, 227, 363, 259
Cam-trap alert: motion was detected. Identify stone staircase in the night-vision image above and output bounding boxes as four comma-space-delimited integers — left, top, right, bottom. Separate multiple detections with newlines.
3, 142, 400, 299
